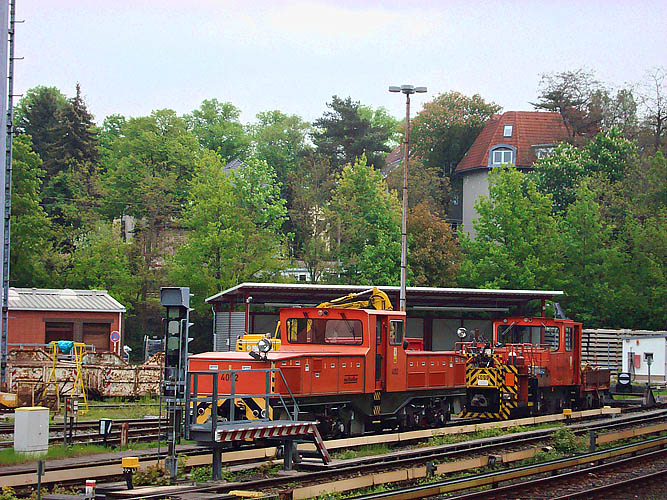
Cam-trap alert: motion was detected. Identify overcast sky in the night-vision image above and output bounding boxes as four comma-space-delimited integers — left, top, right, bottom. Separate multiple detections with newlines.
14, 0, 667, 125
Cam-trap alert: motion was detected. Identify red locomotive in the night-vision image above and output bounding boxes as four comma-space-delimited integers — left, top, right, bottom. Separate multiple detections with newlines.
459, 316, 610, 420
188, 300, 610, 436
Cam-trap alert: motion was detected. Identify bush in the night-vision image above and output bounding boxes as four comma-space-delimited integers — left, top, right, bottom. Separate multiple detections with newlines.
551, 427, 587, 454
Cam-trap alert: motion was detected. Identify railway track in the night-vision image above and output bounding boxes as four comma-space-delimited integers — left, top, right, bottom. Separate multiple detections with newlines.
99, 414, 667, 500
442, 447, 666, 499
2, 408, 665, 492
342, 437, 667, 500
0, 417, 167, 448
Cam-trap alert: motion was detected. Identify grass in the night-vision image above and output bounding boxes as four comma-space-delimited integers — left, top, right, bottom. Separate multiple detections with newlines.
424, 421, 562, 448
0, 443, 111, 466
189, 461, 281, 484
333, 443, 392, 460
0, 437, 181, 466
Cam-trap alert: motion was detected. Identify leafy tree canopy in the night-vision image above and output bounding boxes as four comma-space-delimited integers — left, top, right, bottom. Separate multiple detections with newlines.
411, 91, 501, 174
169, 152, 287, 314
313, 96, 393, 173
102, 109, 201, 220
386, 157, 450, 217
10, 134, 55, 287
185, 99, 250, 160
14, 86, 69, 169
328, 155, 401, 284
64, 222, 140, 310
249, 110, 312, 198
408, 201, 459, 287
459, 167, 563, 290
532, 128, 637, 213
532, 69, 605, 139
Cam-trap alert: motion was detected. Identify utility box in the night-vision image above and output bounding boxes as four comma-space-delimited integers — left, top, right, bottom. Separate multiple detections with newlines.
14, 406, 49, 455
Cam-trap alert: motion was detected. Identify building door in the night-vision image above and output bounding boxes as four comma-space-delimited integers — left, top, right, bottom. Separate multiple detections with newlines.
45, 322, 74, 345
83, 323, 111, 351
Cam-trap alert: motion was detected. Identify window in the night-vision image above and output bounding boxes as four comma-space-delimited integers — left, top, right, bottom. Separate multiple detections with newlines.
285, 317, 362, 345
492, 147, 513, 165
496, 324, 558, 349
565, 327, 573, 351
544, 327, 560, 350
389, 320, 404, 345
503, 124, 513, 137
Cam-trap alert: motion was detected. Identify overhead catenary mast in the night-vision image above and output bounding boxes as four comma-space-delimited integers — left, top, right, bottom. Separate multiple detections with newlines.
0, 0, 16, 385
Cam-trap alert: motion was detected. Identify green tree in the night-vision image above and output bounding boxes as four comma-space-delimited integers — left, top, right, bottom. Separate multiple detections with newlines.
286, 155, 335, 277
328, 155, 401, 284
408, 202, 460, 287
185, 99, 250, 160
169, 152, 287, 315
9, 134, 55, 287
532, 69, 605, 138
386, 158, 450, 217
558, 182, 619, 325
249, 110, 311, 199
459, 167, 563, 290
103, 109, 201, 220
532, 128, 637, 213
359, 105, 401, 149
14, 86, 69, 173
101, 109, 202, 338
64, 222, 139, 309
411, 91, 501, 174
313, 96, 393, 173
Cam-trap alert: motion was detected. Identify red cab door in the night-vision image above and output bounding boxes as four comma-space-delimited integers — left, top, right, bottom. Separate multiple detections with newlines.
375, 316, 385, 391
386, 317, 407, 392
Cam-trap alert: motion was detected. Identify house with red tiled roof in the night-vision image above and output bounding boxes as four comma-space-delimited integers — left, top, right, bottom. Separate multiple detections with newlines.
454, 111, 569, 237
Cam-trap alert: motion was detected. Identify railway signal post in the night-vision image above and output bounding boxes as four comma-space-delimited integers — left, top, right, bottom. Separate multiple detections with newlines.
160, 286, 193, 478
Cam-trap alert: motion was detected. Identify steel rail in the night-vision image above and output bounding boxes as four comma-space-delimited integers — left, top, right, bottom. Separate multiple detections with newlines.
440, 447, 667, 499
102, 414, 667, 500
344, 437, 667, 500
3, 408, 665, 490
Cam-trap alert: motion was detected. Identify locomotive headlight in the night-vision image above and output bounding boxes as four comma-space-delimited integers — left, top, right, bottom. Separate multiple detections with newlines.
502, 393, 512, 400
457, 327, 467, 339
257, 337, 272, 354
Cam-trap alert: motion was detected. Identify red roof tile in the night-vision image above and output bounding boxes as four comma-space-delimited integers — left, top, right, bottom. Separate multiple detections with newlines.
455, 111, 569, 173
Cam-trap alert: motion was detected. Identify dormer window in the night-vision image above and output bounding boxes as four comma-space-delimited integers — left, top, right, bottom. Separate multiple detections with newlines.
503, 124, 513, 137
492, 147, 513, 165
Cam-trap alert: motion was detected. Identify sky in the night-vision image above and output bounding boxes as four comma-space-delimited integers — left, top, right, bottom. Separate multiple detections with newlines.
14, 0, 667, 125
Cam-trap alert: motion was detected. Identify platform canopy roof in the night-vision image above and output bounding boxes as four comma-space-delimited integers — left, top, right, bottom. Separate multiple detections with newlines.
206, 282, 563, 313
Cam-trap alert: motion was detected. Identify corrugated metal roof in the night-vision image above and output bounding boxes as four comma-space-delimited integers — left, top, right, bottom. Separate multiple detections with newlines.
206, 282, 563, 311
8, 288, 126, 313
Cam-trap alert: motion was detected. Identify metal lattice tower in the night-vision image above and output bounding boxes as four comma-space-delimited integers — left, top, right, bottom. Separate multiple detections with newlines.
0, 0, 15, 385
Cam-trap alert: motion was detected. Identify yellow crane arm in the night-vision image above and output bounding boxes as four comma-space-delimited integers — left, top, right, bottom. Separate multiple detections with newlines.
316, 287, 393, 310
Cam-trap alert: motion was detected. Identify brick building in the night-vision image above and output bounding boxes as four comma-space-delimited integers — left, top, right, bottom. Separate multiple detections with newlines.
7, 288, 126, 354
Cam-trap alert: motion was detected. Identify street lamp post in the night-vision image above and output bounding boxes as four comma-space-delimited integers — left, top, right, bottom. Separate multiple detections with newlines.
389, 85, 427, 312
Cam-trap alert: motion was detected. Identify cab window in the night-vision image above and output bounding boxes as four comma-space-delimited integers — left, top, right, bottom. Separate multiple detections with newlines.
497, 324, 559, 349
285, 317, 362, 345
564, 327, 573, 351
544, 326, 560, 350
389, 320, 403, 345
